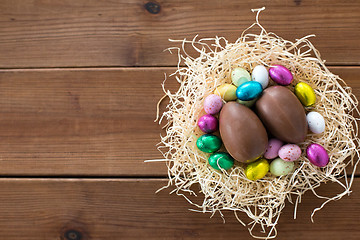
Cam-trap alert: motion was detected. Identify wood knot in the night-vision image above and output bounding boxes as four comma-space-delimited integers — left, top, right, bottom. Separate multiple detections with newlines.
144, 2, 161, 14
64, 229, 82, 240
294, 0, 302, 5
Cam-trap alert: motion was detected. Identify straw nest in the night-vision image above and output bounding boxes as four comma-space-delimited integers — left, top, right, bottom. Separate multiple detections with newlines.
154, 7, 360, 239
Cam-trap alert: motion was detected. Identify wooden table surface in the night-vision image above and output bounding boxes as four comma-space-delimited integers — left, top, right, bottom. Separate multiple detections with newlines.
0, 1, 359, 239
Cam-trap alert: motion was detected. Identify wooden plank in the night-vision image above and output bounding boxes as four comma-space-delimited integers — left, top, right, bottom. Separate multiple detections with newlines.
0, 68, 176, 176
0, 0, 359, 68
0, 178, 358, 239
0, 67, 358, 176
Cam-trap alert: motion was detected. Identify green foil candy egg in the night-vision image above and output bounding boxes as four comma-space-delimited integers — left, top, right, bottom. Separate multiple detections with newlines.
294, 82, 316, 107
196, 134, 222, 153
208, 152, 234, 170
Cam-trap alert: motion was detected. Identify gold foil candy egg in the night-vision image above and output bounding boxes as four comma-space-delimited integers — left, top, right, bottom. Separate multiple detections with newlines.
294, 82, 316, 107
245, 158, 270, 181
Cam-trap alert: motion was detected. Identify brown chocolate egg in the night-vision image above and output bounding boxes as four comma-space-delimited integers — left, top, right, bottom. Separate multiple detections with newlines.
255, 86, 308, 143
219, 102, 268, 163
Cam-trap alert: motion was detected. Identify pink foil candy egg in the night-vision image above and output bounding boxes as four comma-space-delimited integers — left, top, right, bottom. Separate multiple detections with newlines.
264, 138, 284, 159
269, 65, 293, 86
198, 114, 218, 133
204, 94, 223, 115
278, 144, 301, 162
306, 143, 329, 167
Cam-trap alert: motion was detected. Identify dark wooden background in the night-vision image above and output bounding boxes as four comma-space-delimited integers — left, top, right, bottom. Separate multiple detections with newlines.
0, 0, 359, 239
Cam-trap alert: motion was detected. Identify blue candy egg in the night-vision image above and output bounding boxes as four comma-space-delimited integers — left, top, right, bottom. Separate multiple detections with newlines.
236, 81, 263, 101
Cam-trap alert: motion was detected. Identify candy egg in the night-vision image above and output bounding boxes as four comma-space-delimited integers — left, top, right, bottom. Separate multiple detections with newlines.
245, 158, 269, 181
231, 67, 251, 87
204, 94, 223, 115
294, 82, 316, 107
307, 112, 325, 134
255, 86, 308, 143
269, 65, 293, 85
214, 84, 237, 101
278, 144, 301, 162
251, 65, 269, 89
208, 152, 234, 170
198, 114, 218, 133
236, 98, 257, 108
306, 143, 329, 167
270, 158, 295, 176
219, 102, 268, 163
264, 138, 284, 159
236, 81, 263, 101
196, 134, 222, 153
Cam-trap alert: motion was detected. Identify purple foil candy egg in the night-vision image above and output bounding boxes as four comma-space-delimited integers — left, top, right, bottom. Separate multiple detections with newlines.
198, 114, 218, 133
269, 65, 293, 86
306, 143, 329, 167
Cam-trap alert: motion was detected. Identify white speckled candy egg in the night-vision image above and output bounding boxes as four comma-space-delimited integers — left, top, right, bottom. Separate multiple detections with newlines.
278, 144, 301, 162
251, 65, 269, 89
204, 94, 223, 114
231, 68, 251, 87
270, 158, 295, 176
306, 111, 325, 134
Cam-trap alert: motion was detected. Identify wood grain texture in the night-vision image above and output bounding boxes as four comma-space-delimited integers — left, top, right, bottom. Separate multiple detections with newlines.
0, 178, 357, 240
0, 67, 358, 176
0, 68, 176, 176
1, 1, 359, 239
0, 0, 359, 68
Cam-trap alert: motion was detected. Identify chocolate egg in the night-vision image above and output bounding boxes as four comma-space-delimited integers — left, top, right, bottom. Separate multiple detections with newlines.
219, 102, 268, 163
255, 86, 308, 143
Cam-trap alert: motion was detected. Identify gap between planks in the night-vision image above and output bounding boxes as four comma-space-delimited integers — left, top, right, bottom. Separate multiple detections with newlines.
0, 66, 357, 176
0, 177, 167, 182
0, 65, 359, 72
0, 174, 357, 179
